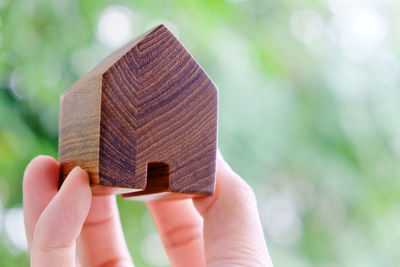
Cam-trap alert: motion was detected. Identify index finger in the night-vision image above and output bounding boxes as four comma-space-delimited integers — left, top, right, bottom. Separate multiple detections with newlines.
23, 155, 60, 250
77, 195, 134, 267
147, 199, 206, 267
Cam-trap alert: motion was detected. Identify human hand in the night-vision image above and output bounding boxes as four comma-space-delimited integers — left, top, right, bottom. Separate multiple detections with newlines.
23, 153, 273, 266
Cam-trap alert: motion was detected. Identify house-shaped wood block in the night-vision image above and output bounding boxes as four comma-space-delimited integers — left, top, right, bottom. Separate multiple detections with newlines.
58, 25, 218, 200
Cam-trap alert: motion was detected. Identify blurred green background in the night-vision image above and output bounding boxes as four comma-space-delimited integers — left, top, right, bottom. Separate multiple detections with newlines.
1, 0, 400, 266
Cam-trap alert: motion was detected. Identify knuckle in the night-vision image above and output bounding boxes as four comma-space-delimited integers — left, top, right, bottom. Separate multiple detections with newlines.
83, 213, 114, 228
37, 241, 73, 253
98, 258, 133, 267
164, 223, 202, 250
207, 244, 267, 267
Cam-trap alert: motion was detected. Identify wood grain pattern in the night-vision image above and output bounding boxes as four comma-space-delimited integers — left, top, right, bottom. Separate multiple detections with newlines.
59, 76, 101, 186
58, 25, 218, 199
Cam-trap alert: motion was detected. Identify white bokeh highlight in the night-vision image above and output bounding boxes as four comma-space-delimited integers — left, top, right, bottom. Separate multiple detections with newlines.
140, 232, 169, 266
96, 5, 134, 48
4, 207, 28, 252
9, 68, 27, 100
261, 192, 303, 246
0, 198, 3, 235
326, 1, 387, 61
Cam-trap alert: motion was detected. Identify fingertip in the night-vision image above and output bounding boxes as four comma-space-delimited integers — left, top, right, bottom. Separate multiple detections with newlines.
216, 152, 237, 178
215, 153, 255, 197
66, 166, 89, 183
25, 155, 59, 173
194, 154, 257, 217
62, 166, 91, 202
23, 155, 59, 189
216, 149, 223, 160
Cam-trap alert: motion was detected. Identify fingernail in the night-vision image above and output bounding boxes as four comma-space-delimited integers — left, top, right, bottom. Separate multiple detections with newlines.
69, 166, 80, 174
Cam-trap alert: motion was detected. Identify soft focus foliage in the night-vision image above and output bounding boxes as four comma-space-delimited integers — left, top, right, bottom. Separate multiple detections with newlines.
1, 0, 400, 266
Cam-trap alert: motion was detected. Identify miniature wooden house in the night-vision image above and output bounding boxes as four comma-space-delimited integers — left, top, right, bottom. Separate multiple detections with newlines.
58, 25, 218, 200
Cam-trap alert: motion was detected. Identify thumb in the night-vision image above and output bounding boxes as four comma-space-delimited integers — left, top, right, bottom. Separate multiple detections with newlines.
30, 166, 92, 267
193, 153, 273, 267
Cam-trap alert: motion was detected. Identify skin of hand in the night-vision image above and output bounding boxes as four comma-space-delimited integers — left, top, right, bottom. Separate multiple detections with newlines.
23, 152, 273, 267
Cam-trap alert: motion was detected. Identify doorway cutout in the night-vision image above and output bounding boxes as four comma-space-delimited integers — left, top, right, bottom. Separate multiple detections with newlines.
145, 162, 170, 193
